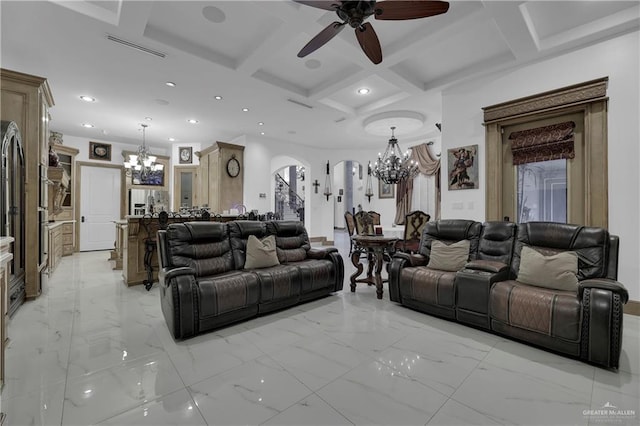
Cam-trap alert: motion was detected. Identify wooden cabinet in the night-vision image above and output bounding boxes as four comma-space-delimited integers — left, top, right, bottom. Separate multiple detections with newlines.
48, 223, 63, 274
196, 142, 244, 213
1, 68, 54, 300
0, 237, 14, 390
48, 145, 78, 256
50, 145, 78, 222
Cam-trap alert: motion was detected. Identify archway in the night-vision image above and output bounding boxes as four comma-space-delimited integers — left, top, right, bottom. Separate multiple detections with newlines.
271, 155, 308, 225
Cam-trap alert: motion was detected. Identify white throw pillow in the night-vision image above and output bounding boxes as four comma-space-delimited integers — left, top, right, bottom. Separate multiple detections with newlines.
244, 235, 280, 269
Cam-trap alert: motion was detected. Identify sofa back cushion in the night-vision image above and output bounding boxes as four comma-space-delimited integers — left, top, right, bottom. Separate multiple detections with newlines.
419, 219, 482, 261
478, 221, 517, 265
165, 222, 233, 276
517, 246, 579, 291
266, 220, 310, 263
228, 221, 270, 269
512, 222, 609, 280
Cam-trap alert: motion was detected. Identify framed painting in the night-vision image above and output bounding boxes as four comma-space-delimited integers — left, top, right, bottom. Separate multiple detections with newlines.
378, 180, 394, 199
178, 146, 193, 164
89, 141, 111, 161
448, 144, 478, 190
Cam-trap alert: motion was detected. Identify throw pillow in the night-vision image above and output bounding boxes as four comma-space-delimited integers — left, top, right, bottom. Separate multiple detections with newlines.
244, 235, 280, 269
427, 239, 470, 271
517, 246, 578, 292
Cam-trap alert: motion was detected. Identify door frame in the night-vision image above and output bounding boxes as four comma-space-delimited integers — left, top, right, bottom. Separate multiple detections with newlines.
74, 161, 126, 252
483, 77, 609, 227
173, 165, 199, 211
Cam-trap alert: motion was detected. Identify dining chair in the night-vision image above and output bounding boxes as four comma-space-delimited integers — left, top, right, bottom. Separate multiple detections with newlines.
344, 211, 356, 255
396, 210, 431, 253
354, 211, 375, 235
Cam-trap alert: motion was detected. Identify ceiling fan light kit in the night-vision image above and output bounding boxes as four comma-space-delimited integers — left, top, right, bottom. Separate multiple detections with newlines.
295, 1, 450, 64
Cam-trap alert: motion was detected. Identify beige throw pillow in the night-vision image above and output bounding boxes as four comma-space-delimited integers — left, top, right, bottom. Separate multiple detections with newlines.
244, 235, 280, 269
517, 246, 578, 292
427, 239, 470, 272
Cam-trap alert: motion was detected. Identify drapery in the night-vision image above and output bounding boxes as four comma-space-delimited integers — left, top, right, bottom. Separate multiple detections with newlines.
394, 142, 441, 224
509, 121, 575, 165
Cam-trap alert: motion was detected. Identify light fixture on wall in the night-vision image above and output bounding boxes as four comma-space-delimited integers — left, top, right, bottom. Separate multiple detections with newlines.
372, 126, 418, 184
365, 162, 374, 202
123, 124, 163, 178
323, 161, 332, 201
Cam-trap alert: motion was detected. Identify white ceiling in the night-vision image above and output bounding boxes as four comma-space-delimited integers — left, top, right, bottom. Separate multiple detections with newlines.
1, 1, 638, 150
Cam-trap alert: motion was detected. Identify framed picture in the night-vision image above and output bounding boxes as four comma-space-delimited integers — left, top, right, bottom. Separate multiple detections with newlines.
378, 180, 395, 199
448, 144, 478, 190
89, 142, 111, 161
178, 146, 192, 164
132, 168, 164, 186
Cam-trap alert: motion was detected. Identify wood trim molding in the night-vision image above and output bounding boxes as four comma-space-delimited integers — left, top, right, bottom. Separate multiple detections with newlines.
483, 77, 608, 123
484, 79, 609, 227
624, 300, 640, 316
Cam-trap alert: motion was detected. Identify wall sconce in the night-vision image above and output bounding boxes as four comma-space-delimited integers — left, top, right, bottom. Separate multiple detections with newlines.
323, 161, 332, 201
365, 161, 374, 202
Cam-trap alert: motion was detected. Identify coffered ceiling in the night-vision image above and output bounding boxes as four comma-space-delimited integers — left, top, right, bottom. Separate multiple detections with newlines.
1, 1, 637, 149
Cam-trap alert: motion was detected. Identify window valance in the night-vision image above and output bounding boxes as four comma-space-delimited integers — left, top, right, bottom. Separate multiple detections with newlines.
509, 121, 575, 165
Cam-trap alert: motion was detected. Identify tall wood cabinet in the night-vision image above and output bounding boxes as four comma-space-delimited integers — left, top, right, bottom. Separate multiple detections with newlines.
48, 145, 78, 257
196, 142, 244, 213
0, 68, 54, 301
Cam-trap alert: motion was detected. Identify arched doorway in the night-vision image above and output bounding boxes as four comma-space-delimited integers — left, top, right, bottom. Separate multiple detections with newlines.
272, 156, 308, 224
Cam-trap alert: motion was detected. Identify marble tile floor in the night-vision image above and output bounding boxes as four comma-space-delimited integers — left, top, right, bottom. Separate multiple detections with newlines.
2, 231, 639, 426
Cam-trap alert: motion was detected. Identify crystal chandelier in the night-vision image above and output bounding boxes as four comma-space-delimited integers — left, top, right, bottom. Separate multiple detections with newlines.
123, 124, 163, 178
372, 126, 418, 184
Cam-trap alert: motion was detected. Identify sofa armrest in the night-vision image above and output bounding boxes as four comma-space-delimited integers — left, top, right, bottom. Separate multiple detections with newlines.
464, 260, 509, 274
159, 266, 196, 286
307, 246, 338, 259
392, 252, 428, 267
579, 278, 629, 304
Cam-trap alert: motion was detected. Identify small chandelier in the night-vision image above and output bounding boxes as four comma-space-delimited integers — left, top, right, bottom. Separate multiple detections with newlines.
365, 161, 374, 202
372, 126, 418, 184
123, 124, 163, 179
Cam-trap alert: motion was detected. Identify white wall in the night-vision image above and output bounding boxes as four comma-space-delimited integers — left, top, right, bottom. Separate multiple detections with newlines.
441, 31, 640, 301
61, 134, 169, 166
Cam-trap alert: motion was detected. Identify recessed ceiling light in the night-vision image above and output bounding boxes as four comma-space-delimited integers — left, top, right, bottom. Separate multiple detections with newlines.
80, 95, 95, 102
357, 88, 370, 95
154, 99, 169, 105
168, 137, 176, 142
202, 5, 226, 23
81, 123, 94, 128
258, 122, 264, 126
187, 119, 199, 124
242, 108, 249, 112
214, 95, 223, 100
166, 82, 176, 87
145, 117, 153, 121
260, 132, 265, 135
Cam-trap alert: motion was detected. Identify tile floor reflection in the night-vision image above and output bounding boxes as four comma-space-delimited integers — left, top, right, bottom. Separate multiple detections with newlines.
2, 230, 639, 425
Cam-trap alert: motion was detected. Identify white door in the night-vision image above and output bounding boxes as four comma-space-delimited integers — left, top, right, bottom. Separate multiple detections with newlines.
80, 166, 121, 251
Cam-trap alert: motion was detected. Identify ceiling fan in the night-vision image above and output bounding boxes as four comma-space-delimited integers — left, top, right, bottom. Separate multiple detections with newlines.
294, 1, 450, 64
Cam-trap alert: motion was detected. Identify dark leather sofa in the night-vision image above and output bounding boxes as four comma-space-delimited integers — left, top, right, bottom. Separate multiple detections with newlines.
157, 220, 344, 339
389, 219, 628, 369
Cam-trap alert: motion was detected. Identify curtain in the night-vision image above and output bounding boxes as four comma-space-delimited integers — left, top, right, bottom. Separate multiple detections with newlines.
509, 121, 575, 165
394, 142, 441, 224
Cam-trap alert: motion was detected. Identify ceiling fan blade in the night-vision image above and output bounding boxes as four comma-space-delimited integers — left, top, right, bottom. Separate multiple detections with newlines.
374, 1, 449, 20
298, 21, 346, 58
355, 22, 382, 64
293, 1, 341, 11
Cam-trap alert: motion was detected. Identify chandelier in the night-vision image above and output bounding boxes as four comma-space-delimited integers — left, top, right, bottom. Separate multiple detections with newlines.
372, 126, 418, 184
123, 124, 163, 178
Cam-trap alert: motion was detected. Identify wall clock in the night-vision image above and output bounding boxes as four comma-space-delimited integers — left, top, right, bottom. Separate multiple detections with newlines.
226, 155, 241, 178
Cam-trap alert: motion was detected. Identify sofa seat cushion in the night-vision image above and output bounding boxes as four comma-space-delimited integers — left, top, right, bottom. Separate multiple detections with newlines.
295, 259, 336, 294
252, 264, 302, 303
197, 271, 260, 318
399, 267, 456, 308
490, 280, 581, 342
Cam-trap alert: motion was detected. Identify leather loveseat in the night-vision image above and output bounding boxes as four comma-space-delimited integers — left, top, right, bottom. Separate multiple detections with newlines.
389, 219, 628, 369
157, 220, 344, 339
